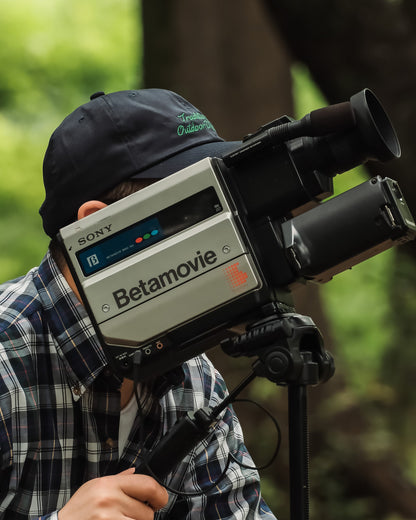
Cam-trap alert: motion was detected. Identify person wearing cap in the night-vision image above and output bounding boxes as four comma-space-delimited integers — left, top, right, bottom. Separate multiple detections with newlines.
0, 89, 276, 519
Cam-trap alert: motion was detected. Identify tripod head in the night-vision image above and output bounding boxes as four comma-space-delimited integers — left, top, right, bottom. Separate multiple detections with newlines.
221, 312, 335, 386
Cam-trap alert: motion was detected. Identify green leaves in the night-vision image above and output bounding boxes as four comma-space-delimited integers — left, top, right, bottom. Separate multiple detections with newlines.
0, 0, 139, 281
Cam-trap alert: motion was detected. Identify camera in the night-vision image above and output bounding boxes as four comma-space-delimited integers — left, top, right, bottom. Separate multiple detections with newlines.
59, 89, 416, 381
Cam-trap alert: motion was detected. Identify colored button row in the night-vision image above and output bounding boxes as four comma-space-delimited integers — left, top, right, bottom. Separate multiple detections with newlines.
135, 229, 159, 244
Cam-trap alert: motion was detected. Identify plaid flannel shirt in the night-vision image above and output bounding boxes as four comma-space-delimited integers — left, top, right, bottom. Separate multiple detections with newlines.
0, 252, 276, 520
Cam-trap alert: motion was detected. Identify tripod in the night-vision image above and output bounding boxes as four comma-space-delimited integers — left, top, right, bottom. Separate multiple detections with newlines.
135, 312, 335, 520
222, 312, 335, 520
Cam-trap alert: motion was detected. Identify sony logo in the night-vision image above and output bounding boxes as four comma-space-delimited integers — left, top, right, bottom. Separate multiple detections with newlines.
77, 225, 113, 246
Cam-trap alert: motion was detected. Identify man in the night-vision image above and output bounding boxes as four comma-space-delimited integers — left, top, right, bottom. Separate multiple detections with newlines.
0, 89, 276, 519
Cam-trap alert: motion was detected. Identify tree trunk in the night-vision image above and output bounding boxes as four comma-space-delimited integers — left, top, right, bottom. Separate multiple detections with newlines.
142, 1, 294, 514
142, 0, 293, 138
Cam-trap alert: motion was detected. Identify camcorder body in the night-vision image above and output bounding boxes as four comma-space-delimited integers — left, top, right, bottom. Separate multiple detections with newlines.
59, 89, 416, 381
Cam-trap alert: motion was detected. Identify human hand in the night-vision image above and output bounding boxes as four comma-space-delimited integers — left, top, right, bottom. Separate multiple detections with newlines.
58, 468, 168, 520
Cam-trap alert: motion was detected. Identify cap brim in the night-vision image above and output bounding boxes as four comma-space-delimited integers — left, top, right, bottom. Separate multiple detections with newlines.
131, 140, 241, 179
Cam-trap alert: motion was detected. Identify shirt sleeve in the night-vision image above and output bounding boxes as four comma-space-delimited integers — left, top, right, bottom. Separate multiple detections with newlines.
30, 513, 59, 520
163, 356, 277, 520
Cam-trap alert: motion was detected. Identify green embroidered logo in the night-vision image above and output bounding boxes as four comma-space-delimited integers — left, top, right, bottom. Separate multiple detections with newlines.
177, 112, 215, 137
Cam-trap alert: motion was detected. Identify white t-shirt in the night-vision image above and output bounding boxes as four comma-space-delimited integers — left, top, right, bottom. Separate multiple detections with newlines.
119, 394, 139, 457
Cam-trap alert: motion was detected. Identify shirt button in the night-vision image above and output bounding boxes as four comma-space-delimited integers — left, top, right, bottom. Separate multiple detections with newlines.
72, 385, 81, 396
102, 438, 114, 450
103, 368, 113, 378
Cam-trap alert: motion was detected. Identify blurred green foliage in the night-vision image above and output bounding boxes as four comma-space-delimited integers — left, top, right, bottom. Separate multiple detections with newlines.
0, 0, 139, 280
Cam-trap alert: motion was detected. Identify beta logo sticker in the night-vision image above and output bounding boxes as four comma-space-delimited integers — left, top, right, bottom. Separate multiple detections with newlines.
223, 262, 248, 290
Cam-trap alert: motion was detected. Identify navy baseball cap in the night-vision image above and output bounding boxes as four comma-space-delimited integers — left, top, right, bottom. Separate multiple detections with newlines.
39, 88, 239, 237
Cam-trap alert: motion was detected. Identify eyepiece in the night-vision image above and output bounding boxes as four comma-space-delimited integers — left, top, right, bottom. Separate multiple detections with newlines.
350, 88, 401, 162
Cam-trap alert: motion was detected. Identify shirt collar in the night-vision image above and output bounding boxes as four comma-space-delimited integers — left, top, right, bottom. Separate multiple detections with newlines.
35, 251, 119, 399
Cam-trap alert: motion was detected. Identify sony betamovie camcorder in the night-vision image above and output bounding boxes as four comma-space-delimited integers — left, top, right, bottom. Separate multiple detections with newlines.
59, 89, 416, 381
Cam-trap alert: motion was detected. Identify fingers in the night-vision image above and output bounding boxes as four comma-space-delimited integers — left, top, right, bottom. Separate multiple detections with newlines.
119, 473, 169, 512
58, 471, 168, 520
118, 467, 136, 476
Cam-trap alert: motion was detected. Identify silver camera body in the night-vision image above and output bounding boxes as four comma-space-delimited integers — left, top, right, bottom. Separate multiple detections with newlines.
59, 158, 273, 379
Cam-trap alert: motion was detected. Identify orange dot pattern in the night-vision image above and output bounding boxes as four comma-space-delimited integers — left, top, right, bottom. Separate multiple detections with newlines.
223, 262, 248, 290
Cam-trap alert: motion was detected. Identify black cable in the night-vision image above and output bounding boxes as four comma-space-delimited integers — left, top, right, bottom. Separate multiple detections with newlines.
133, 365, 232, 497
132, 358, 281, 496
229, 398, 281, 471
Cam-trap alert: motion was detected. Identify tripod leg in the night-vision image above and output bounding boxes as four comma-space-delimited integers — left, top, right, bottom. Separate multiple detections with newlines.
288, 384, 310, 520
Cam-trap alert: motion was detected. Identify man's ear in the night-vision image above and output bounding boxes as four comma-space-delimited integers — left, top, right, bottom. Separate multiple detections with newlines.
77, 200, 108, 220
